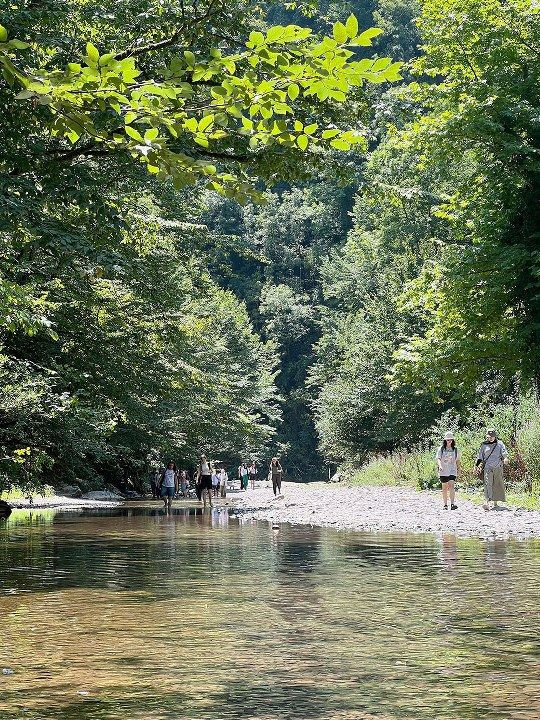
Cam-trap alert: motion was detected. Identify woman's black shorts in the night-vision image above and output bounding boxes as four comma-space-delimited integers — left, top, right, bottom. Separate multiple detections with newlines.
440, 475, 456, 483
199, 474, 212, 490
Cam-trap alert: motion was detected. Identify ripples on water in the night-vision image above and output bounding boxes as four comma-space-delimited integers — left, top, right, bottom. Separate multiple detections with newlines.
1, 505, 540, 720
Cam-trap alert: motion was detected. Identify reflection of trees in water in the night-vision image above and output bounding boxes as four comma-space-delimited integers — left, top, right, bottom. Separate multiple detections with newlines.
0, 507, 244, 597
427, 536, 540, 718
4, 513, 540, 720
265, 525, 324, 623
325, 531, 441, 575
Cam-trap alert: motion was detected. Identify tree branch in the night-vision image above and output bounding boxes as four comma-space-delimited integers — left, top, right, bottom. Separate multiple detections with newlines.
115, 0, 219, 61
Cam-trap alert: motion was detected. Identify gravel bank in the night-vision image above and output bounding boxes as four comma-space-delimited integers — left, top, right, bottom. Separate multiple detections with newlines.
6, 495, 123, 510
232, 482, 540, 539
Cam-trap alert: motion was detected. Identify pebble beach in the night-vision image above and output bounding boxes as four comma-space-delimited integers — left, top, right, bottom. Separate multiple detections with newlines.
233, 482, 540, 539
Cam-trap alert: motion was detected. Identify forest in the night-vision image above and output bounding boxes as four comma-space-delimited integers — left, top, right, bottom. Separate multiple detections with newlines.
1, 0, 539, 496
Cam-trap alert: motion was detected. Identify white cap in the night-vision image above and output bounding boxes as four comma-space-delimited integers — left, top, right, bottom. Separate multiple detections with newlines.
444, 431, 455, 440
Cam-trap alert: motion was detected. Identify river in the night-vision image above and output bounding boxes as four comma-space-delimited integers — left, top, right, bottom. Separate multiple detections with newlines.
1, 505, 540, 719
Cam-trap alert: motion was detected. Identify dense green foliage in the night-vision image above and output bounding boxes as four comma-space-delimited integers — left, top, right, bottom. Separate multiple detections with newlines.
2, 0, 539, 495
0, 0, 398, 493
202, 183, 353, 478
311, 0, 540, 486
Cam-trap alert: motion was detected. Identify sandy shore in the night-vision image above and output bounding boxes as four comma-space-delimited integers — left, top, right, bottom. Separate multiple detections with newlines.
232, 482, 540, 539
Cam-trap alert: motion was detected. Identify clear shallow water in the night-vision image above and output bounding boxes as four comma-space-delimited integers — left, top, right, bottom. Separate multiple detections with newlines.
1, 505, 540, 720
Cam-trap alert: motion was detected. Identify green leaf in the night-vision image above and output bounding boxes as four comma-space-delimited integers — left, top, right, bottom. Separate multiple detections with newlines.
15, 89, 35, 100
67, 129, 80, 144
198, 114, 215, 131
124, 111, 137, 125
267, 26, 285, 43
332, 22, 348, 44
345, 14, 359, 38
144, 128, 159, 142
330, 138, 351, 150
356, 28, 383, 46
86, 43, 100, 63
297, 134, 309, 151
0, 25, 8, 43
184, 50, 196, 67
248, 31, 265, 47
372, 57, 391, 72
9, 40, 29, 49
322, 128, 340, 139
287, 83, 300, 100
125, 125, 143, 142
99, 53, 115, 66
304, 123, 318, 135
211, 86, 227, 97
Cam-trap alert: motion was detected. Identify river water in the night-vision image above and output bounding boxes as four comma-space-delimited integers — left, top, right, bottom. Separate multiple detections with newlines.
1, 505, 540, 720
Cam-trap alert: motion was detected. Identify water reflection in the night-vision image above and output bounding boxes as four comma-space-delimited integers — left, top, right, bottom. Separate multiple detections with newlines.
1, 507, 540, 719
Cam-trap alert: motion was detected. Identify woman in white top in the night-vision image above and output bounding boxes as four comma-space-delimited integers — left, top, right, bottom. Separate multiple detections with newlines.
436, 431, 461, 510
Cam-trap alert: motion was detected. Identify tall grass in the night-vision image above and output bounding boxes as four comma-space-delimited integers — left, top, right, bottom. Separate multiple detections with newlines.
345, 395, 540, 502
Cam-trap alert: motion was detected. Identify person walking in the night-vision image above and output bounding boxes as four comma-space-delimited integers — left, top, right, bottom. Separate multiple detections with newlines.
219, 467, 228, 498
269, 457, 283, 496
249, 462, 257, 490
197, 455, 213, 507
475, 428, 509, 510
211, 468, 220, 498
160, 461, 178, 510
239, 462, 249, 491
436, 431, 461, 510
179, 470, 189, 498
150, 467, 162, 499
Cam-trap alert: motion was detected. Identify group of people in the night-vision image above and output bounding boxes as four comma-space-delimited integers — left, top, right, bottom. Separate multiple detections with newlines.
436, 428, 509, 510
237, 462, 257, 490
151, 455, 284, 509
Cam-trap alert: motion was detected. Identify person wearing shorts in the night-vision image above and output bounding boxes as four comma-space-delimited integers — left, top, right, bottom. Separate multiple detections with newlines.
436, 432, 461, 510
197, 455, 213, 508
161, 461, 178, 510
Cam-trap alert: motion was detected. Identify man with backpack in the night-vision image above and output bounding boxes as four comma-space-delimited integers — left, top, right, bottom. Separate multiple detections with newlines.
475, 428, 509, 510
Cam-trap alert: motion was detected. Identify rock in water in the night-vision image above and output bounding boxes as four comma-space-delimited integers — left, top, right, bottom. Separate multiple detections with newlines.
55, 484, 83, 498
0, 500, 12, 518
82, 490, 124, 501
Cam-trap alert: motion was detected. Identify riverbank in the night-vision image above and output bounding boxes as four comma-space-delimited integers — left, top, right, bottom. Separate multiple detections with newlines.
5, 494, 123, 509
232, 482, 540, 539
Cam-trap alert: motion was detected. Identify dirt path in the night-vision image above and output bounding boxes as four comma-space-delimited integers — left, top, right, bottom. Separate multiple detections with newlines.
232, 482, 540, 539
